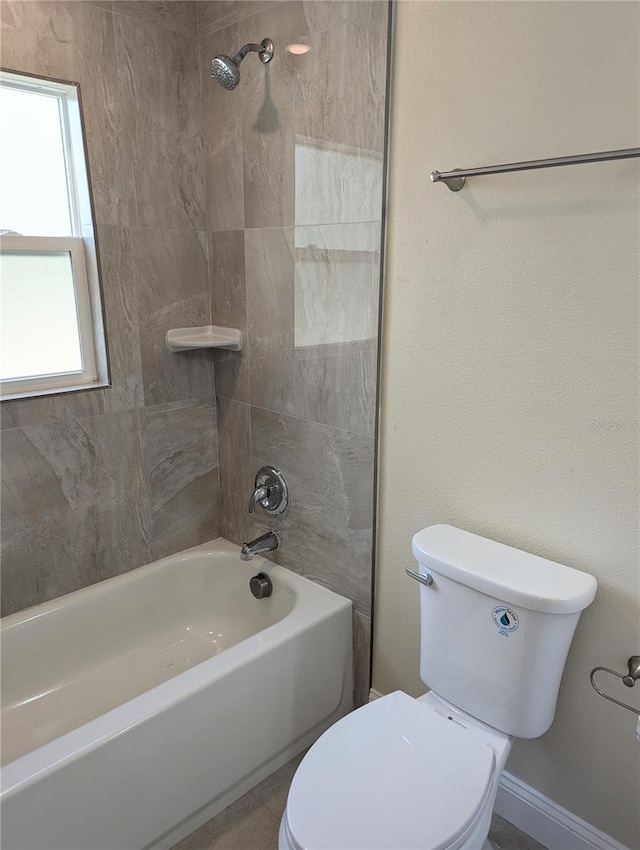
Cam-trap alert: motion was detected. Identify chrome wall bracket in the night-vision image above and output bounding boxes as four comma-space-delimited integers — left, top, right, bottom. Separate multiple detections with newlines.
430, 170, 466, 192
590, 656, 640, 716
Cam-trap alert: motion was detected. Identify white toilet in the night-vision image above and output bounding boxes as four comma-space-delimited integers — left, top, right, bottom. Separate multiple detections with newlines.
279, 524, 597, 850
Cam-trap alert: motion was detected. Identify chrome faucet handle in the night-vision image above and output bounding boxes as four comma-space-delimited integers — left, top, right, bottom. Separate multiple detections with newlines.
247, 466, 289, 516
248, 485, 269, 515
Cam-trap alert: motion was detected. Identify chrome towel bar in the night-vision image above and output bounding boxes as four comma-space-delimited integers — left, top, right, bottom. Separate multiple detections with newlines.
430, 147, 640, 192
590, 656, 640, 716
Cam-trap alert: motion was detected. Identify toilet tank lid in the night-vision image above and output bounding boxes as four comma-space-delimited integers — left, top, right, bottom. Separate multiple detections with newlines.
412, 525, 597, 614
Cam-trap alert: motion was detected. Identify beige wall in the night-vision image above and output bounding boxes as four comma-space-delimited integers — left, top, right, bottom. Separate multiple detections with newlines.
375, 2, 639, 846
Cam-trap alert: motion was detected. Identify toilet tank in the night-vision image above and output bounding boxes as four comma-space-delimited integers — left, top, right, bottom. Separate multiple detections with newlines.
412, 525, 597, 739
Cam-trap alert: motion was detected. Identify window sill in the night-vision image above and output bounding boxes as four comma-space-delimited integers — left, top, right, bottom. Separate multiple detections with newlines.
0, 380, 110, 402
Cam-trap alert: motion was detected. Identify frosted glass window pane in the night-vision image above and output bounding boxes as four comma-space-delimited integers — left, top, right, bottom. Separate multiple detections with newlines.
0, 88, 72, 236
0, 251, 83, 380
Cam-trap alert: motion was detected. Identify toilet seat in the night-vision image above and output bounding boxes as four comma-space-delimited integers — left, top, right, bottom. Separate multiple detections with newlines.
283, 691, 496, 850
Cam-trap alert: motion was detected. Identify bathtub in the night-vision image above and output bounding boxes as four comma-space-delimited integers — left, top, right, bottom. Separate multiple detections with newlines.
1, 539, 353, 850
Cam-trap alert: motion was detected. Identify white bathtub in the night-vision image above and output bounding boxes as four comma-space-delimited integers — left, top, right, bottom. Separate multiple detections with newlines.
0, 539, 353, 850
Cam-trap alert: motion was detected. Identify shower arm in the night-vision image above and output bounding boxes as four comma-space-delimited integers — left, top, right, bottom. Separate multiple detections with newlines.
233, 43, 263, 61
233, 39, 274, 65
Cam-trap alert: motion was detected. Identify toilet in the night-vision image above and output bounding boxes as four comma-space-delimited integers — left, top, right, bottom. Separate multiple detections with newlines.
279, 524, 597, 850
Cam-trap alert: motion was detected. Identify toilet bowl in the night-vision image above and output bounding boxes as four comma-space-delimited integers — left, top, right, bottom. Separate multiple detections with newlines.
279, 525, 597, 850
279, 691, 512, 850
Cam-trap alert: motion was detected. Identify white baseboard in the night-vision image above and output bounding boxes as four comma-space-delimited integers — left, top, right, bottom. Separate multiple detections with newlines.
494, 772, 631, 850
367, 690, 629, 850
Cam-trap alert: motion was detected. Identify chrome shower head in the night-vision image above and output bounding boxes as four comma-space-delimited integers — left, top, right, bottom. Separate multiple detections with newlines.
211, 38, 274, 90
211, 55, 241, 90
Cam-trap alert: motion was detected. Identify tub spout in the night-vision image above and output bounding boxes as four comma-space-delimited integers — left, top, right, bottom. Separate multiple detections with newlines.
240, 531, 279, 561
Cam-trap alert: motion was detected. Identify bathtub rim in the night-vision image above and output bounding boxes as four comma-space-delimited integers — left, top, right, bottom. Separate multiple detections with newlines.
1, 537, 352, 798
1, 537, 295, 631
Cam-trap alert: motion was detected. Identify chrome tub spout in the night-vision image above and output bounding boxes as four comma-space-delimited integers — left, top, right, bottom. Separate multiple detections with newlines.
240, 531, 279, 561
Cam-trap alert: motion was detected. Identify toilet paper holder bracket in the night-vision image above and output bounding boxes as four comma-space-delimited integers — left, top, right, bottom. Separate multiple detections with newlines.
589, 656, 640, 716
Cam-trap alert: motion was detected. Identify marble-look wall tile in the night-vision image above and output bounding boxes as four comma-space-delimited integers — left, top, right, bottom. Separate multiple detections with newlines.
291, 221, 380, 434
1, 502, 153, 617
111, 1, 197, 35
2, 427, 78, 532
0, 389, 100, 432
353, 610, 372, 708
210, 230, 246, 330
140, 400, 219, 560
291, 340, 377, 437
237, 0, 388, 228
197, 0, 281, 37
199, 23, 245, 231
293, 223, 380, 347
0, 1, 137, 226
293, 142, 384, 227
197, 0, 390, 705
250, 407, 374, 617
244, 222, 379, 434
197, 0, 236, 35
209, 230, 250, 402
245, 227, 295, 412
216, 396, 253, 544
131, 227, 214, 406
0, 410, 152, 616
95, 226, 144, 408
2, 1, 220, 618
114, 12, 205, 229
239, 2, 308, 228
297, 1, 389, 157
1, 412, 147, 532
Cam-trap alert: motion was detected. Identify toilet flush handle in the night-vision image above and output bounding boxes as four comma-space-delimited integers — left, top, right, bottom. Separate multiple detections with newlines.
406, 567, 433, 587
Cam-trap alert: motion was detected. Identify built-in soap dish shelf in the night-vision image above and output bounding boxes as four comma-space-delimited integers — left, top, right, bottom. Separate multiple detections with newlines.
166, 325, 242, 352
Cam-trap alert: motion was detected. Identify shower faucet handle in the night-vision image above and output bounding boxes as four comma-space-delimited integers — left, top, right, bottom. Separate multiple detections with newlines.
248, 485, 269, 514
248, 466, 289, 516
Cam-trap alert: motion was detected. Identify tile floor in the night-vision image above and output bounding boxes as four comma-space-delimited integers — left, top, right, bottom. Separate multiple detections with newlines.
172, 751, 548, 850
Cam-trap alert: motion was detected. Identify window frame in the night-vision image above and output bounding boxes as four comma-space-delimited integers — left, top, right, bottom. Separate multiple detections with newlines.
0, 69, 109, 401
1, 234, 99, 397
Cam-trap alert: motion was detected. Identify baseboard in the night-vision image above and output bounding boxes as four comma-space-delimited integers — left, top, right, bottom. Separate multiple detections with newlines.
495, 772, 631, 850
367, 690, 628, 850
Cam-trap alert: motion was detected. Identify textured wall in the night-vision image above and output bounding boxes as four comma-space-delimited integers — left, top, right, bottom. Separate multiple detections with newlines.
199, 0, 389, 705
0, 1, 219, 616
375, 2, 639, 846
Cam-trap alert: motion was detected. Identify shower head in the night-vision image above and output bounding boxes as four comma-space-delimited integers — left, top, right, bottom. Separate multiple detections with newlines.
211, 38, 274, 90
211, 55, 241, 90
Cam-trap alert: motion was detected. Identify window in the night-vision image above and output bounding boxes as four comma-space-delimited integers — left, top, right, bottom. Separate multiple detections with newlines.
0, 70, 108, 400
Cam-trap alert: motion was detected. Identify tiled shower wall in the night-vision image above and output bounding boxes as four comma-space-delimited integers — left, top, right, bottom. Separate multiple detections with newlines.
0, 0, 389, 708
0, 1, 219, 615
199, 1, 389, 705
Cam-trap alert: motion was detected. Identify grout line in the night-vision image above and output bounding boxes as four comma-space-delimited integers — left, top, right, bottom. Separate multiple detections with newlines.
109, 5, 196, 38
247, 790, 282, 824
240, 220, 384, 233
198, 1, 282, 40
247, 401, 376, 440
96, 223, 209, 234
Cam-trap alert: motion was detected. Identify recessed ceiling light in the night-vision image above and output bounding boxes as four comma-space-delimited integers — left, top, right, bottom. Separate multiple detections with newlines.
286, 43, 311, 55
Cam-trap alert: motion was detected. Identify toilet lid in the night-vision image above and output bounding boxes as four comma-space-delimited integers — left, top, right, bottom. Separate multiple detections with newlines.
286, 691, 495, 850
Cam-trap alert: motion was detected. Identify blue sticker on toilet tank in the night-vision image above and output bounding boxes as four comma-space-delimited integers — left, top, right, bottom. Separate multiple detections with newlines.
492, 606, 519, 636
